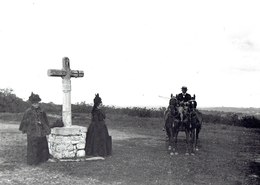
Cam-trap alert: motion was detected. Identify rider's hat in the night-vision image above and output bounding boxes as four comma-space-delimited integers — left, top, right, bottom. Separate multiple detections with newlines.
181, 86, 188, 90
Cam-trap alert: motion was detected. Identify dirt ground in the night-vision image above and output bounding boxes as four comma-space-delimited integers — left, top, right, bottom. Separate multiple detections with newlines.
0, 114, 259, 185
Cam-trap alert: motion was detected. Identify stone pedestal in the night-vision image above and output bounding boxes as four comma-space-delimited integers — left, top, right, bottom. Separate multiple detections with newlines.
48, 125, 87, 159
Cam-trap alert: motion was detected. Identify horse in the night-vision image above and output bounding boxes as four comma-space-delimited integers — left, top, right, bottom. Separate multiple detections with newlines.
164, 95, 202, 155
163, 96, 179, 152
188, 100, 202, 153
164, 96, 191, 155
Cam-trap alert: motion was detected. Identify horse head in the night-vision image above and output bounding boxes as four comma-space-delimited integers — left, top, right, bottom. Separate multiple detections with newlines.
188, 99, 201, 129
189, 99, 197, 110
169, 96, 178, 107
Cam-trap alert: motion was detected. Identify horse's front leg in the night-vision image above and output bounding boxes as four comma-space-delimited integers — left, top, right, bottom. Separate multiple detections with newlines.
173, 129, 179, 155
165, 120, 174, 151
168, 127, 174, 151
172, 121, 179, 155
190, 129, 196, 155
185, 129, 190, 155
195, 125, 201, 151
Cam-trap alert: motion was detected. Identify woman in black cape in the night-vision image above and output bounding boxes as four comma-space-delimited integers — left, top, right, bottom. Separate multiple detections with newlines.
85, 94, 112, 157
19, 92, 51, 165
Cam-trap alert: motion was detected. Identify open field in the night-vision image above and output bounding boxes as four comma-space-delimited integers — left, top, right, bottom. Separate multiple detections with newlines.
0, 113, 259, 185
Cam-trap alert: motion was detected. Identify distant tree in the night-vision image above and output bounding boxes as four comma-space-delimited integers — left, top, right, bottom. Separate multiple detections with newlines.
0, 88, 29, 112
72, 101, 92, 113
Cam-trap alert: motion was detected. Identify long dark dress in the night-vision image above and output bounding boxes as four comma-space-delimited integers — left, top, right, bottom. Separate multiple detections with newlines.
85, 108, 112, 157
19, 107, 51, 165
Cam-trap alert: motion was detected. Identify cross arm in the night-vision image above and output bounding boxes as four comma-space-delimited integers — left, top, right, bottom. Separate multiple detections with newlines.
48, 69, 66, 77
70, 70, 84, 78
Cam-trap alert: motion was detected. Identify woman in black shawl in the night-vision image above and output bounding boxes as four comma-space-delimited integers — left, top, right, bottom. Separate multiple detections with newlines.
19, 92, 51, 165
85, 94, 112, 157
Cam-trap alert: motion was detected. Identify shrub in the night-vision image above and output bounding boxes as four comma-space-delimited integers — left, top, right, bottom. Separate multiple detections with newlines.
72, 102, 92, 113
41, 102, 61, 113
241, 115, 260, 128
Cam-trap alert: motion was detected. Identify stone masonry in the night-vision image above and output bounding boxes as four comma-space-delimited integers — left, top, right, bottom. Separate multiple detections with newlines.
48, 126, 87, 159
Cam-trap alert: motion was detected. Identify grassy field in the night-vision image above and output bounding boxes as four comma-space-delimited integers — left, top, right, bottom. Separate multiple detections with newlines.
0, 112, 259, 185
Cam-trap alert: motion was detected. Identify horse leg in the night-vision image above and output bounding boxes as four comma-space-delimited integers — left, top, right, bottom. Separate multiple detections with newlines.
185, 129, 190, 155
173, 129, 179, 155
165, 120, 173, 151
165, 127, 170, 139
190, 129, 196, 155
165, 127, 171, 150
169, 127, 177, 155
168, 127, 174, 151
195, 110, 202, 151
195, 125, 201, 151
172, 119, 181, 155
169, 122, 177, 155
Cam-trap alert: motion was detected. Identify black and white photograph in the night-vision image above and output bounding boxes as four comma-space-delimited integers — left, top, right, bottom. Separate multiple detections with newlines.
0, 0, 259, 184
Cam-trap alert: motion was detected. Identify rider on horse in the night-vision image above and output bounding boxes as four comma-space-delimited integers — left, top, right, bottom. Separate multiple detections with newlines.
176, 86, 192, 105
164, 87, 197, 134
164, 87, 202, 155
176, 86, 192, 122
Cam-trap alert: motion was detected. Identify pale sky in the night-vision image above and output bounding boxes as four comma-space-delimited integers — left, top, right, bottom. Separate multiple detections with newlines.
0, 0, 259, 108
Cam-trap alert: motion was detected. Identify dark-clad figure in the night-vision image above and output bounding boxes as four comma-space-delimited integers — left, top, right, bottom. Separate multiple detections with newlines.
176, 86, 192, 122
19, 92, 51, 165
85, 94, 112, 157
176, 86, 192, 104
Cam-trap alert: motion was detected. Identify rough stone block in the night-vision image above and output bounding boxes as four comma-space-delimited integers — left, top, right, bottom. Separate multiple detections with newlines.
53, 152, 62, 159
66, 144, 74, 151
77, 150, 85, 157
55, 144, 67, 152
52, 136, 64, 143
77, 143, 85, 149
71, 136, 81, 142
63, 151, 75, 158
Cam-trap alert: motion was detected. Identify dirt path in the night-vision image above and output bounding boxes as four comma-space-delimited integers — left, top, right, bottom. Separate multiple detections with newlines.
0, 120, 259, 185
0, 121, 148, 140
0, 121, 151, 185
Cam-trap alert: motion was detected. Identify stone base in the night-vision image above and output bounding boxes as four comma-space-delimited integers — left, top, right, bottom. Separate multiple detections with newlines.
48, 156, 105, 162
48, 125, 87, 159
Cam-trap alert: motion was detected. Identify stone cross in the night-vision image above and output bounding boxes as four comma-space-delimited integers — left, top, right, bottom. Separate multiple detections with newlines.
47, 57, 84, 127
